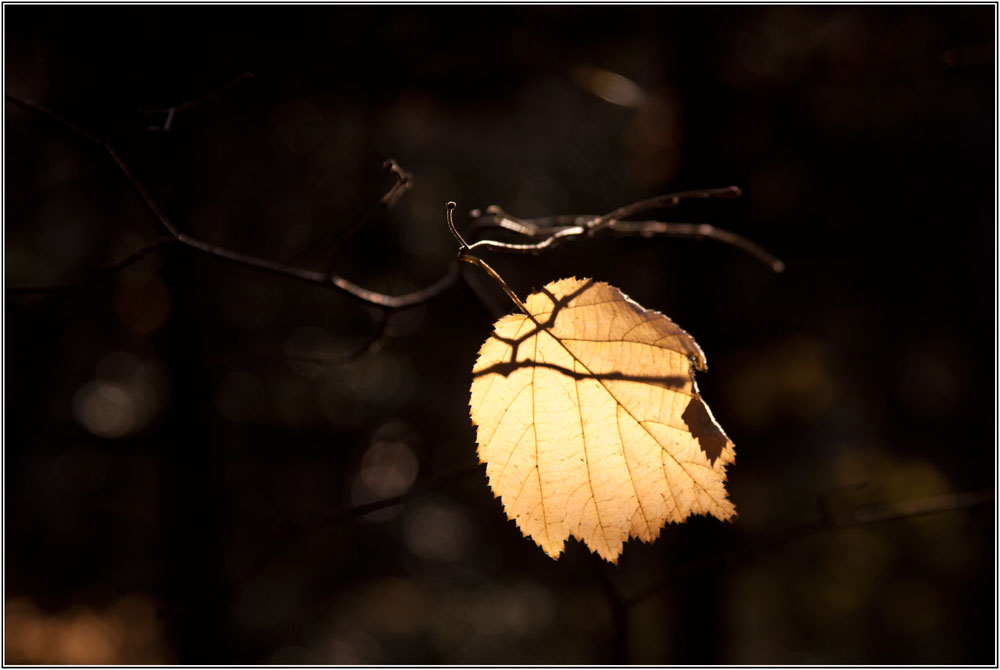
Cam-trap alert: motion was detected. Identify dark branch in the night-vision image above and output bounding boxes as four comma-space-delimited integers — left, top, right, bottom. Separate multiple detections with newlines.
464, 186, 784, 273
8, 236, 174, 294
319, 463, 484, 526
104, 144, 181, 237
610, 220, 785, 273
624, 487, 994, 607
380, 158, 413, 209
203, 313, 391, 368
7, 92, 779, 319
446, 201, 470, 250
594, 185, 742, 227
326, 157, 415, 276
6, 93, 103, 145
6, 93, 462, 309
138, 71, 255, 131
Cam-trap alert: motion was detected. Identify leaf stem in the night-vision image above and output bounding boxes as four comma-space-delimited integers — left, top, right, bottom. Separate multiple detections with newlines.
458, 252, 529, 316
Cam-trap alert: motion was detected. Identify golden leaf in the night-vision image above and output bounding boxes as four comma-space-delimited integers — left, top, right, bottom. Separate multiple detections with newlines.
469, 277, 736, 563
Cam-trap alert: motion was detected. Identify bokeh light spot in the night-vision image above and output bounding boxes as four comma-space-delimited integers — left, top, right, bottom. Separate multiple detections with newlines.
404, 502, 470, 562
72, 381, 135, 438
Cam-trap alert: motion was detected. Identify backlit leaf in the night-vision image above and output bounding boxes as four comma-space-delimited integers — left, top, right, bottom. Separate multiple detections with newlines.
469, 277, 736, 563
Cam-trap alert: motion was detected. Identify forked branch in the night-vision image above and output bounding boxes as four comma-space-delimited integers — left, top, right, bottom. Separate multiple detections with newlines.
463, 187, 785, 272
623, 486, 994, 606
8, 92, 782, 318
6, 93, 459, 309
138, 71, 255, 132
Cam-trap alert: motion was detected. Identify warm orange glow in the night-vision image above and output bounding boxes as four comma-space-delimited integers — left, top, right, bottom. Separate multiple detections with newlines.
4, 594, 171, 664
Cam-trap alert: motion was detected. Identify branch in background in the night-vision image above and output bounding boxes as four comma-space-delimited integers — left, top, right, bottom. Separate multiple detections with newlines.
274, 463, 990, 623
226, 460, 486, 598
464, 186, 785, 273
5, 93, 461, 309
202, 311, 391, 368
137, 71, 255, 131
7, 94, 779, 320
323, 158, 415, 278
319, 462, 484, 526
251, 461, 484, 540
624, 487, 994, 607
8, 235, 173, 295
594, 185, 742, 225
289, 459, 991, 575
380, 158, 414, 209
610, 220, 785, 272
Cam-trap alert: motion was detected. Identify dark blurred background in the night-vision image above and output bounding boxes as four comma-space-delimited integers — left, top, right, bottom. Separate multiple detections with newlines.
4, 5, 995, 664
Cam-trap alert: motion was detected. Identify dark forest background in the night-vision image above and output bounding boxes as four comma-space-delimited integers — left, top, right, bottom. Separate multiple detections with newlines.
4, 5, 995, 664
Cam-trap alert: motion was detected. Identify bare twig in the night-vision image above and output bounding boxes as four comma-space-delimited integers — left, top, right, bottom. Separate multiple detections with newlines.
8, 93, 779, 318
380, 158, 413, 209
465, 204, 555, 237
320, 462, 484, 526
450, 201, 531, 315
138, 71, 255, 131
623, 487, 994, 607
466, 224, 587, 255
610, 220, 785, 273
324, 158, 415, 276
230, 462, 484, 596
6, 94, 103, 144
446, 201, 470, 250
6, 93, 461, 309
8, 235, 174, 294
593, 185, 742, 227
463, 186, 784, 273
836, 488, 993, 525
203, 312, 391, 368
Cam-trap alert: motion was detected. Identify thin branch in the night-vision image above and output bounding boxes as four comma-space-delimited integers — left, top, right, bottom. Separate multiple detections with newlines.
463, 186, 783, 272
6, 94, 103, 145
609, 220, 785, 273
466, 205, 547, 237
319, 462, 484, 526
469, 187, 742, 236
594, 185, 742, 227
446, 201, 470, 250
8, 92, 779, 321
7, 236, 174, 294
324, 158, 415, 276
6, 93, 462, 309
380, 158, 413, 209
138, 71, 255, 131
466, 225, 586, 254
836, 487, 993, 525
227, 462, 485, 597
623, 487, 994, 607
467, 206, 590, 235
203, 313, 391, 368
104, 143, 181, 237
